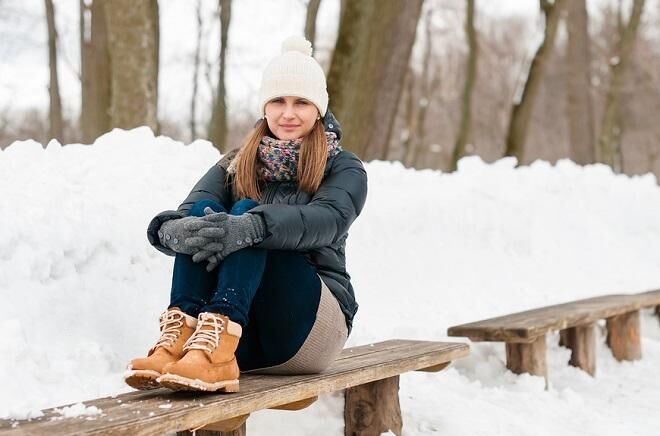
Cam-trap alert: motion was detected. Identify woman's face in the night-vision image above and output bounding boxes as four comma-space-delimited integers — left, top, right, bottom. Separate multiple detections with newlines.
264, 96, 320, 140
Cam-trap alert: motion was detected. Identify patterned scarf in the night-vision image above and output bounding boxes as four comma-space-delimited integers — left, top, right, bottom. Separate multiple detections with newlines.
229, 132, 341, 182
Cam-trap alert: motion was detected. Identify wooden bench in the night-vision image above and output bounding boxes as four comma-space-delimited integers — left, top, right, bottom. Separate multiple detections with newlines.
0, 339, 468, 436
447, 290, 660, 385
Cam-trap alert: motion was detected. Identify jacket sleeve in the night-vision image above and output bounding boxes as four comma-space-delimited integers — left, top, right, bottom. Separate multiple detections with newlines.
248, 152, 368, 251
147, 164, 231, 255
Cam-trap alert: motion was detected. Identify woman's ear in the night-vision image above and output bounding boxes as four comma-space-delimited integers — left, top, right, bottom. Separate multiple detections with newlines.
253, 117, 266, 128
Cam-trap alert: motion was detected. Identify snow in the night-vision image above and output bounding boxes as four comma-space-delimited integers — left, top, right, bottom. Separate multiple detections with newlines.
2, 128, 660, 435
52, 403, 101, 419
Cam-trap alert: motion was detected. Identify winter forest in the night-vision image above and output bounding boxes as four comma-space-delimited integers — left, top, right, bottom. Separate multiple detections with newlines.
2, 0, 660, 176
2, 1, 660, 435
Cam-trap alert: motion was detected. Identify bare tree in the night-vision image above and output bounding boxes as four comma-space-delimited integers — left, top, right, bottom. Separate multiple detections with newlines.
305, 0, 322, 55
450, 0, 477, 171
565, 0, 595, 164
327, 0, 423, 159
190, 0, 203, 142
504, 0, 565, 164
597, 0, 645, 173
402, 9, 441, 168
80, 0, 111, 143
401, 67, 416, 165
208, 0, 232, 151
44, 0, 63, 142
104, 0, 159, 132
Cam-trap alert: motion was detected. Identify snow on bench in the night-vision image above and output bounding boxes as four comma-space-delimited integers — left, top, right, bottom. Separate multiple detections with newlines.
0, 339, 469, 436
447, 290, 660, 384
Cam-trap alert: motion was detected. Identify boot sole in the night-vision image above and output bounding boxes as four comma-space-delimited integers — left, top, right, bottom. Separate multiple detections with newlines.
124, 369, 161, 390
157, 374, 240, 393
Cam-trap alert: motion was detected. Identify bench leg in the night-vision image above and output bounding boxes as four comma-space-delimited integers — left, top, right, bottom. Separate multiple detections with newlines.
606, 310, 641, 361
505, 335, 547, 382
344, 376, 402, 436
560, 323, 596, 376
177, 418, 247, 436
558, 329, 568, 347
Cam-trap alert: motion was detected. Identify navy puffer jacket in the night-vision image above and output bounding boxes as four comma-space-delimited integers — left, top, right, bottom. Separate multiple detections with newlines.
147, 112, 368, 333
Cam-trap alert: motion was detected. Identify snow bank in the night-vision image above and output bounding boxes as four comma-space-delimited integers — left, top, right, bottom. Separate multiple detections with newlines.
2, 128, 659, 435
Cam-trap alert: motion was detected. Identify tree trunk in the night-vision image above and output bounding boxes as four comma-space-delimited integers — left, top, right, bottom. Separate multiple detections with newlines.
503, 0, 565, 164
153, 0, 160, 135
450, 0, 478, 171
305, 0, 322, 56
403, 9, 439, 168
565, 0, 595, 165
412, 73, 440, 168
401, 67, 416, 166
208, 0, 231, 151
104, 0, 159, 132
45, 0, 63, 142
327, 0, 423, 160
190, 0, 203, 142
80, 0, 111, 143
597, 0, 645, 173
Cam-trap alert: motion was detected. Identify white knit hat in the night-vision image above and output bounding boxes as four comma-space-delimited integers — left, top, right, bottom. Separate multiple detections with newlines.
258, 35, 328, 117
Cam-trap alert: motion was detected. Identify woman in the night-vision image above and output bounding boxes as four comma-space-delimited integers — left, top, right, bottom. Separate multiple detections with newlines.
124, 36, 368, 392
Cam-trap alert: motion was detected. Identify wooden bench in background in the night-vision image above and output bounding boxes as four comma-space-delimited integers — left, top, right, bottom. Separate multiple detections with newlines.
447, 290, 660, 384
0, 339, 469, 436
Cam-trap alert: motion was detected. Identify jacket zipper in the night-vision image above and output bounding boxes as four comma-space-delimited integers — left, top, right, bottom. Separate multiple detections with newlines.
263, 183, 277, 204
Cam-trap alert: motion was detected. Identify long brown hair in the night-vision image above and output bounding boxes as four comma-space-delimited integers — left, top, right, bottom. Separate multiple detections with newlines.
231, 118, 328, 200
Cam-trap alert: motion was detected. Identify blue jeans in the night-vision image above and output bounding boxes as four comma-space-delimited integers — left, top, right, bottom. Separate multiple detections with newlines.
169, 199, 322, 370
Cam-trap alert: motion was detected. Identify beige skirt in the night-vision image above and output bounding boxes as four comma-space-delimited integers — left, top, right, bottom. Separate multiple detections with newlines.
245, 278, 348, 375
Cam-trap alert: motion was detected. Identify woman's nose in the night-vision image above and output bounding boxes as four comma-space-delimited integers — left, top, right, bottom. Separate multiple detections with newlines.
282, 103, 296, 118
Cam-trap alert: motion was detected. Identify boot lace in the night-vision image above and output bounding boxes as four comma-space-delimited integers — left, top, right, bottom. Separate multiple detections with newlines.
154, 309, 185, 349
183, 313, 225, 354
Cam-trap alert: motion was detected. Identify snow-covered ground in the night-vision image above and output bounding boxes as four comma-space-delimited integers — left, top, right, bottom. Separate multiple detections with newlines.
2, 128, 660, 435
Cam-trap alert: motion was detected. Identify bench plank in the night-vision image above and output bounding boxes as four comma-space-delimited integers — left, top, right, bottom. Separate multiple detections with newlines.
631, 289, 660, 308
448, 292, 660, 342
0, 340, 468, 436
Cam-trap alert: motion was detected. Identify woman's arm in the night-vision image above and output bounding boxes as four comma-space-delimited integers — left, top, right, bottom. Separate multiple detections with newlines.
147, 164, 231, 255
248, 152, 368, 251
176, 164, 232, 215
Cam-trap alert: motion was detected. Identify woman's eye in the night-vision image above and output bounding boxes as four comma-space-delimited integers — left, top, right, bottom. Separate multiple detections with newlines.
296, 100, 309, 105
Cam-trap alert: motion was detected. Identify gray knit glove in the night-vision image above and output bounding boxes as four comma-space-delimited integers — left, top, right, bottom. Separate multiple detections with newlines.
184, 207, 266, 266
158, 216, 204, 255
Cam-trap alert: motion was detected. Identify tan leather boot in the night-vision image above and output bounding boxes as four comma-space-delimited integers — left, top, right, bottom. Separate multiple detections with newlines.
158, 312, 242, 392
124, 307, 197, 390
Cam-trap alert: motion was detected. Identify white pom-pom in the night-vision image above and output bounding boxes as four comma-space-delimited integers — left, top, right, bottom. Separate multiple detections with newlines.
281, 35, 312, 56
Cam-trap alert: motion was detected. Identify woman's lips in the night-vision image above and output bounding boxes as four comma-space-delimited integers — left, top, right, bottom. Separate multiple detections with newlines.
281, 125, 299, 130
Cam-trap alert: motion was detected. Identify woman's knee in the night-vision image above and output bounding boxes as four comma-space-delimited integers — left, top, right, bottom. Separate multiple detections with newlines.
188, 199, 225, 217
230, 198, 260, 215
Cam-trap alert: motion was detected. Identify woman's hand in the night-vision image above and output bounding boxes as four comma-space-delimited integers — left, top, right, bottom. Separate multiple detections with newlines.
158, 217, 207, 256
183, 207, 266, 270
